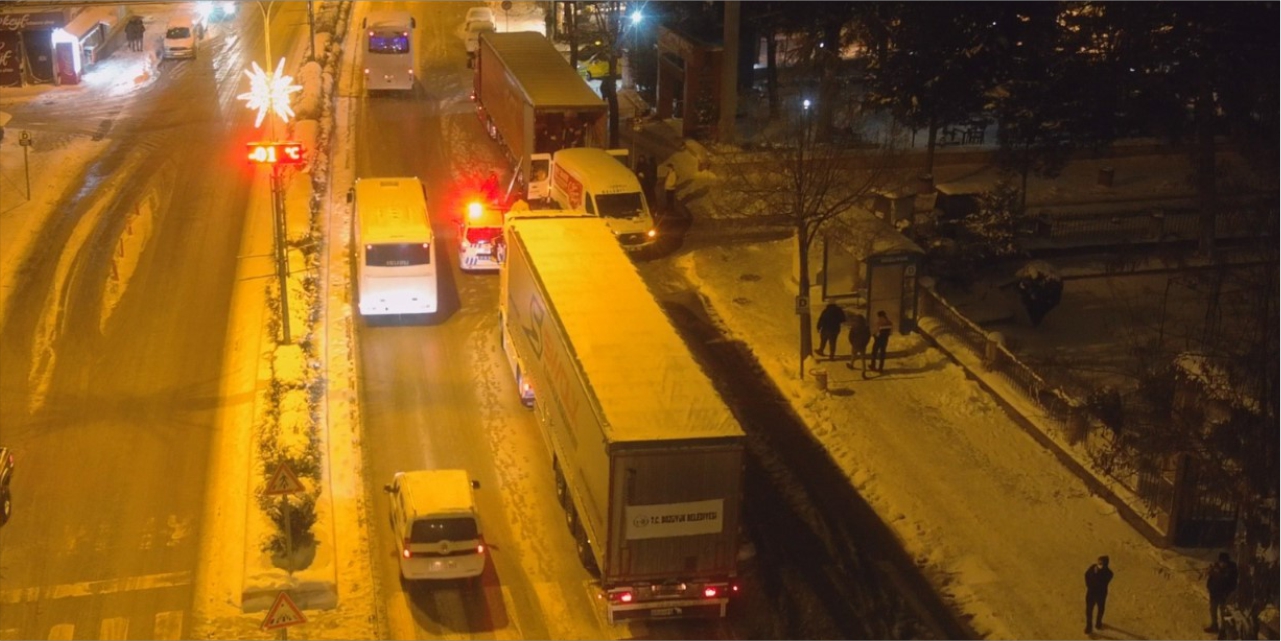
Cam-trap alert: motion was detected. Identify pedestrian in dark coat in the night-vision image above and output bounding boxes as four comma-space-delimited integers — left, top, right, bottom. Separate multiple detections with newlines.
659, 162, 678, 217
126, 18, 142, 51
869, 310, 893, 371
1085, 555, 1114, 634
815, 302, 846, 357
1206, 552, 1239, 633
846, 313, 871, 371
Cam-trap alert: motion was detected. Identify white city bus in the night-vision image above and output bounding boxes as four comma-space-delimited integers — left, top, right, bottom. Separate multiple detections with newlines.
362, 11, 416, 94
350, 177, 437, 316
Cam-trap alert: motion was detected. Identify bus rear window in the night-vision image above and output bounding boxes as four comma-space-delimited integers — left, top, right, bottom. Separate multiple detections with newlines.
366, 243, 430, 266
411, 517, 479, 543
368, 33, 409, 54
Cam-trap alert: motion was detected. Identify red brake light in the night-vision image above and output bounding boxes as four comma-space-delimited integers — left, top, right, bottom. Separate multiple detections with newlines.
617, 591, 633, 603
703, 586, 719, 598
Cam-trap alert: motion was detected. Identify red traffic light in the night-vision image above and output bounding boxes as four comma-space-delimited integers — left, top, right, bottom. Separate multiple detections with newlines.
247, 142, 306, 165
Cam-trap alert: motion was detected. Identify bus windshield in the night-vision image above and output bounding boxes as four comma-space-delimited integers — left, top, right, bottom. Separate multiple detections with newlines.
595, 193, 645, 219
366, 243, 430, 267
368, 33, 409, 54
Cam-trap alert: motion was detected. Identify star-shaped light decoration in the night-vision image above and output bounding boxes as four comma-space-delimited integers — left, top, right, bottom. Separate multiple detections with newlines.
237, 58, 303, 128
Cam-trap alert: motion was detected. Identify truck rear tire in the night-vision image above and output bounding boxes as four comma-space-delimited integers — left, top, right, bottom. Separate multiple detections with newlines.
553, 462, 568, 508
574, 524, 598, 574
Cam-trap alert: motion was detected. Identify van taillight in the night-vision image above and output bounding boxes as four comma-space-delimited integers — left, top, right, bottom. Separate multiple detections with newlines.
401, 539, 411, 559
702, 586, 719, 598
477, 543, 485, 554
615, 591, 633, 603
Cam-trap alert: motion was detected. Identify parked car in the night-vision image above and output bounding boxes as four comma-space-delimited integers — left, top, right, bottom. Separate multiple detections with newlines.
577, 53, 611, 80
163, 16, 198, 60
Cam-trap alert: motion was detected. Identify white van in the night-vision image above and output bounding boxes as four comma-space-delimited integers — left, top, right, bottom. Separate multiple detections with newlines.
163, 17, 197, 60
383, 470, 486, 581
546, 147, 657, 251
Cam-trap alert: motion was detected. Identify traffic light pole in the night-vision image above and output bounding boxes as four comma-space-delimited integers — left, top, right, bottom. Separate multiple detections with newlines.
271, 164, 291, 344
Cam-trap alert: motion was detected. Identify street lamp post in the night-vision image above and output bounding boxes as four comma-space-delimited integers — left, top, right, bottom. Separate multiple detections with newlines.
628, 9, 642, 91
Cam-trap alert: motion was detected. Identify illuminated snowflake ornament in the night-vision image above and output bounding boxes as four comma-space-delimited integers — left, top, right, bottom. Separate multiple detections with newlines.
237, 58, 303, 128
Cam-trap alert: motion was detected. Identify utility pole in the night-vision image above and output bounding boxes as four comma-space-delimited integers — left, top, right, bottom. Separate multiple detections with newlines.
718, 0, 740, 145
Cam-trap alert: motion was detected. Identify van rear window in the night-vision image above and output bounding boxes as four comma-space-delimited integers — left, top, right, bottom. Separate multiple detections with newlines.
411, 517, 479, 543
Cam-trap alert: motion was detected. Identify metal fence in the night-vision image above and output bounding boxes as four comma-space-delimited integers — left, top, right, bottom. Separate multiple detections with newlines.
1031, 203, 1275, 247
918, 285, 1174, 531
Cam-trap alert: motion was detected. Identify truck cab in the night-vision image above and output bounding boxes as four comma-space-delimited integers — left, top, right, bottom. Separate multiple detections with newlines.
547, 148, 657, 252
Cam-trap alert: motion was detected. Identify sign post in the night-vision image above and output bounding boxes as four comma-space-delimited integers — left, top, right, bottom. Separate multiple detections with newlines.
261, 590, 307, 640
264, 462, 306, 575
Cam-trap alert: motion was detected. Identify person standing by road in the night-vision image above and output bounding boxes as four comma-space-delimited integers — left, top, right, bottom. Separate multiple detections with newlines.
815, 302, 846, 358
659, 161, 678, 218
846, 313, 871, 371
1085, 555, 1114, 634
1206, 552, 1239, 633
870, 310, 893, 371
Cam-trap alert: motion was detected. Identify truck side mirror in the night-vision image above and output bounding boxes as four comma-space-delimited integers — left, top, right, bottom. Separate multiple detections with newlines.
471, 480, 481, 490
383, 483, 394, 493
346, 188, 354, 204
411, 17, 416, 29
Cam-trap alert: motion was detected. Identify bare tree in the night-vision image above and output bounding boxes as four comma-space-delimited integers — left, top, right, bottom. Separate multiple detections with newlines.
718, 100, 900, 377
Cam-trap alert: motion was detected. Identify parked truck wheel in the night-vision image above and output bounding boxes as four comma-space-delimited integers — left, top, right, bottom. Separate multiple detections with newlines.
574, 523, 598, 574
553, 461, 568, 508
564, 499, 578, 534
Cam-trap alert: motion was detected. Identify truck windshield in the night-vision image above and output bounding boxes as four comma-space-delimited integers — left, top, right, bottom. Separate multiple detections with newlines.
366, 242, 430, 267
368, 33, 409, 54
411, 517, 479, 543
595, 192, 644, 219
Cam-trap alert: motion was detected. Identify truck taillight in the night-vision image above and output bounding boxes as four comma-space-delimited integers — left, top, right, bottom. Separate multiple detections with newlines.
614, 591, 633, 603
702, 586, 719, 598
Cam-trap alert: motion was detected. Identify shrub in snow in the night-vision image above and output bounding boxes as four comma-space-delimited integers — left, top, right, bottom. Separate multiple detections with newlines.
963, 178, 1023, 261
1015, 260, 1063, 327
294, 62, 323, 120
261, 491, 319, 559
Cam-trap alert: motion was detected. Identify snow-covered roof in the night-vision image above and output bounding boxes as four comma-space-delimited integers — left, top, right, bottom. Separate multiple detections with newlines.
482, 32, 607, 110
830, 205, 924, 258
399, 470, 475, 516
63, 6, 121, 39
509, 216, 743, 443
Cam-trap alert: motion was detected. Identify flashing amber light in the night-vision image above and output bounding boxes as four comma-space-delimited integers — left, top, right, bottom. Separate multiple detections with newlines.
477, 543, 485, 554
247, 142, 305, 165
646, 229, 657, 238
467, 201, 484, 220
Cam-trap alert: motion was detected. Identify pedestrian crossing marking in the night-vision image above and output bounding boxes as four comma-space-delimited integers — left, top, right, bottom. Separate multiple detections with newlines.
99, 616, 128, 640
153, 610, 184, 640
0, 570, 191, 604
46, 624, 73, 640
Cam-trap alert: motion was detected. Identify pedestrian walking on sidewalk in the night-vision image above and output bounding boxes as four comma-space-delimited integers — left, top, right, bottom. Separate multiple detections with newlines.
870, 310, 893, 371
815, 302, 845, 357
1085, 555, 1114, 634
846, 313, 871, 371
1205, 552, 1238, 633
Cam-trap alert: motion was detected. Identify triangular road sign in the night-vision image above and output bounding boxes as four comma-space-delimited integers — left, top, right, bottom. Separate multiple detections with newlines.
261, 591, 307, 630
264, 462, 306, 496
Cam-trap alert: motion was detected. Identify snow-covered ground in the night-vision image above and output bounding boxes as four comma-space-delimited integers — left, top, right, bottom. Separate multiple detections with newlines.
0, 3, 1242, 640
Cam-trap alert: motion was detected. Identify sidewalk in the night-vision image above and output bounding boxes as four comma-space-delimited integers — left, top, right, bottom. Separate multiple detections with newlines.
645, 121, 1219, 640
